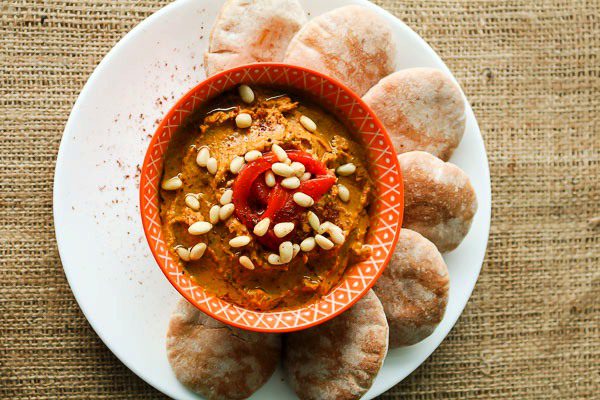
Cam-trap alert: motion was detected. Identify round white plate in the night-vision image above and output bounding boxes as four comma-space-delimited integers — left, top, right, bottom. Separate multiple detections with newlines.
53, 0, 491, 398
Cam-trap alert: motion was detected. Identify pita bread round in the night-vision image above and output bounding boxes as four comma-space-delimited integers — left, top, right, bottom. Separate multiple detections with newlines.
374, 229, 449, 347
283, 290, 388, 400
204, 0, 307, 77
363, 68, 466, 161
166, 299, 280, 400
283, 5, 396, 95
399, 151, 477, 252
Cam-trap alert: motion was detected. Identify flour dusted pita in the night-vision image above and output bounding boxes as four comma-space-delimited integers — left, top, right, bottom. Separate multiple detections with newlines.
166, 298, 280, 400
283, 5, 396, 95
205, 0, 307, 77
363, 68, 465, 161
374, 229, 449, 347
399, 151, 477, 252
283, 290, 388, 400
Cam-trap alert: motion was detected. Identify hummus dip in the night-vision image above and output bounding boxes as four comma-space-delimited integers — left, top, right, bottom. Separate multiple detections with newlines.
160, 86, 373, 311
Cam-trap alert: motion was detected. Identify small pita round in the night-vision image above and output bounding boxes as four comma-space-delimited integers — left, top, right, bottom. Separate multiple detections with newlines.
166, 298, 281, 400
283, 5, 396, 95
204, 0, 307, 77
399, 151, 477, 252
284, 290, 388, 400
374, 229, 449, 347
363, 68, 465, 161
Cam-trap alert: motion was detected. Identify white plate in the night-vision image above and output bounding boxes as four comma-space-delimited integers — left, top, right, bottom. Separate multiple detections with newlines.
53, 0, 491, 398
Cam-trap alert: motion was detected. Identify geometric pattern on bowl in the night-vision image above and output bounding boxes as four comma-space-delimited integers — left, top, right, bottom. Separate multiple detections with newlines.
140, 63, 403, 332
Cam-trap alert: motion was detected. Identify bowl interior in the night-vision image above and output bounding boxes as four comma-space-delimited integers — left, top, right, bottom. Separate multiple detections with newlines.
140, 63, 403, 332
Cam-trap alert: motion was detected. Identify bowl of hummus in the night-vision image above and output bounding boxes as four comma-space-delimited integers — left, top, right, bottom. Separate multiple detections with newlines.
140, 64, 403, 332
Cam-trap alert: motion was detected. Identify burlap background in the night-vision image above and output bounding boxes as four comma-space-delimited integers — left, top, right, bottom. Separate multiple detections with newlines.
1, 0, 598, 398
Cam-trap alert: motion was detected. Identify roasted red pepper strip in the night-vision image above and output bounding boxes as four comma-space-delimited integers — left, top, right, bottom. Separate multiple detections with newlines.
232, 157, 272, 227
262, 185, 290, 221
267, 176, 337, 231
298, 175, 337, 199
233, 150, 336, 251
253, 185, 292, 249
250, 177, 270, 207
286, 150, 330, 175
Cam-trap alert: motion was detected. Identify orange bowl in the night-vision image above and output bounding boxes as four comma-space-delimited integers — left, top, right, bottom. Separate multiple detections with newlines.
140, 63, 403, 332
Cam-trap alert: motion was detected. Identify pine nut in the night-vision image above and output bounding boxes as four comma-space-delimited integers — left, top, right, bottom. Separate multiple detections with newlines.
175, 246, 191, 261
189, 243, 207, 260
188, 221, 213, 235
291, 162, 305, 177
337, 184, 350, 202
268, 254, 285, 265
307, 211, 320, 231
272, 162, 294, 177
239, 255, 255, 270
219, 203, 235, 220
207, 157, 218, 174
279, 241, 293, 263
318, 221, 344, 244
281, 176, 300, 189
229, 235, 251, 248
238, 85, 254, 104
220, 189, 233, 205
300, 237, 316, 252
271, 143, 288, 162
265, 170, 276, 187
336, 163, 356, 176
235, 113, 252, 128
196, 146, 210, 167
293, 192, 314, 207
329, 222, 343, 233
162, 175, 182, 191
300, 172, 311, 182
329, 229, 345, 245
253, 218, 270, 236
244, 150, 262, 162
184, 193, 201, 210
292, 243, 300, 258
209, 205, 220, 224
273, 222, 294, 238
229, 156, 245, 174
300, 115, 317, 132
315, 234, 334, 250
318, 221, 335, 235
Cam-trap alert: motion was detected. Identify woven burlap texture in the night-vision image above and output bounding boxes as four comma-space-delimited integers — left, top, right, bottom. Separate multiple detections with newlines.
1, 0, 598, 398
